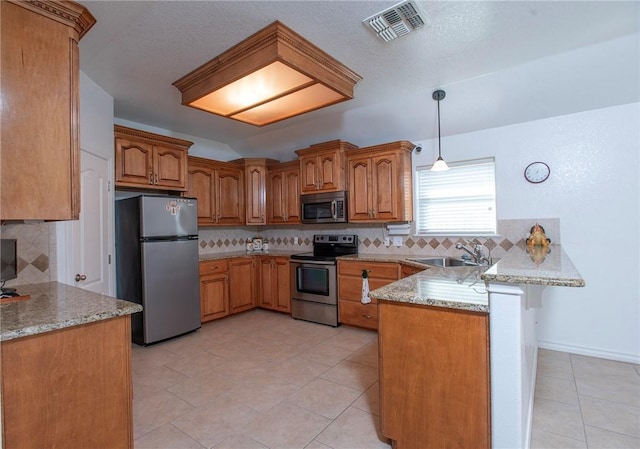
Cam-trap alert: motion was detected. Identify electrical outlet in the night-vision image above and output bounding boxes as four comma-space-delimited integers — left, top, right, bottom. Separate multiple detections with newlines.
294, 237, 299, 245
384, 237, 390, 247
392, 236, 403, 247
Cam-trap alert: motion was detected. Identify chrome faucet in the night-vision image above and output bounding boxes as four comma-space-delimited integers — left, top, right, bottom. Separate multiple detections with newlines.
455, 242, 491, 266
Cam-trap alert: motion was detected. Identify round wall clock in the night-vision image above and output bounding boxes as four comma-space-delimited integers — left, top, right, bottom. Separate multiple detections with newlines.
524, 161, 550, 184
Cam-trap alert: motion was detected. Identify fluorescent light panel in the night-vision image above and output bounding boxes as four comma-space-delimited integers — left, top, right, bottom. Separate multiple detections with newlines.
173, 21, 362, 127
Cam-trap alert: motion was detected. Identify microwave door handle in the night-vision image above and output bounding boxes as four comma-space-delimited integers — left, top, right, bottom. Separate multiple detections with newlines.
331, 200, 337, 220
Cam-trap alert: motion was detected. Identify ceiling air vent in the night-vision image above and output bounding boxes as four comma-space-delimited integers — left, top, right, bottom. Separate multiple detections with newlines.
363, 0, 426, 43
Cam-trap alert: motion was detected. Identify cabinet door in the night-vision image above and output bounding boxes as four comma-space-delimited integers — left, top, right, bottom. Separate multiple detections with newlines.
348, 156, 372, 221
284, 168, 301, 223
153, 144, 187, 190
258, 258, 275, 309
229, 258, 256, 313
299, 155, 320, 194
1, 1, 91, 221
245, 164, 266, 225
216, 167, 245, 225
200, 272, 229, 322
379, 302, 490, 449
274, 257, 291, 313
1, 316, 133, 449
318, 151, 341, 191
267, 171, 286, 224
245, 165, 267, 225
371, 153, 399, 221
115, 138, 154, 187
186, 166, 216, 225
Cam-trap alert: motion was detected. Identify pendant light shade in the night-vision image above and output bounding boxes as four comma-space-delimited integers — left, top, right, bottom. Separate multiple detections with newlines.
431, 89, 449, 172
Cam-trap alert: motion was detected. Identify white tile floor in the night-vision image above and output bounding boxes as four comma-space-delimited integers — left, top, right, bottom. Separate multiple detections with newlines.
132, 309, 640, 449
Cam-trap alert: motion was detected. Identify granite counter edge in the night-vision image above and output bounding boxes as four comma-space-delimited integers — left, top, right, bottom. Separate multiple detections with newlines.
1, 305, 142, 342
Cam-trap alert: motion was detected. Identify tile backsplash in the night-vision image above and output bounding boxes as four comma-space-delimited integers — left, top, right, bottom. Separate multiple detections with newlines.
198, 218, 560, 260
1, 218, 558, 288
1, 222, 56, 287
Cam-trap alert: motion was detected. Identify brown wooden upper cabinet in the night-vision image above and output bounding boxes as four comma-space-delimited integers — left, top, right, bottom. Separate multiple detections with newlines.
267, 161, 301, 224
115, 126, 191, 191
1, 1, 95, 220
232, 158, 278, 226
186, 156, 244, 226
346, 141, 414, 223
295, 140, 358, 194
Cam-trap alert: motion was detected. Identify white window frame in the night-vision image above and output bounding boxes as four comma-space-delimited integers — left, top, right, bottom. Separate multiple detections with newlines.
414, 157, 497, 236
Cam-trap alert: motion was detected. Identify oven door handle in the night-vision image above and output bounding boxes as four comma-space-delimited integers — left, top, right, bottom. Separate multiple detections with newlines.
290, 259, 336, 266
331, 200, 337, 220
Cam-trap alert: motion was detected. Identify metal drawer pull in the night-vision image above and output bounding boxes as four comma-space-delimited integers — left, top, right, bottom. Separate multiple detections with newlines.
362, 314, 372, 319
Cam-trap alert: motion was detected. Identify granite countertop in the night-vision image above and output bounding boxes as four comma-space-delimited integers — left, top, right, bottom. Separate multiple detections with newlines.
338, 244, 584, 287
480, 245, 585, 287
199, 250, 302, 261
0, 282, 142, 341
344, 245, 584, 311
370, 266, 490, 312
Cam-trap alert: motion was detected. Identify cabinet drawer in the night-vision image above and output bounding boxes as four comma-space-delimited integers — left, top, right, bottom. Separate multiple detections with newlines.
339, 299, 378, 330
199, 260, 228, 275
338, 261, 399, 279
338, 275, 392, 303
401, 264, 425, 278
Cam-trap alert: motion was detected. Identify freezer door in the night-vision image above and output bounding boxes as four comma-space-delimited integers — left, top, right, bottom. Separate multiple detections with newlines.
140, 196, 198, 237
141, 239, 200, 343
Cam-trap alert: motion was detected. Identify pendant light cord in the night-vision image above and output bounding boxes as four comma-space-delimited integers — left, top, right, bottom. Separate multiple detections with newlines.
437, 98, 442, 158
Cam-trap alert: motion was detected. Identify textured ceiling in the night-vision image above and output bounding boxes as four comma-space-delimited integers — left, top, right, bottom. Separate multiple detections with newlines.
79, 1, 640, 160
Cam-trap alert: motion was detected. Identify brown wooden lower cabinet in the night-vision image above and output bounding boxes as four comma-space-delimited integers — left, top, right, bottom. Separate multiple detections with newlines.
1, 316, 134, 448
257, 256, 291, 313
199, 260, 229, 322
378, 300, 491, 449
199, 256, 284, 324
337, 260, 400, 329
229, 257, 256, 314
400, 263, 425, 278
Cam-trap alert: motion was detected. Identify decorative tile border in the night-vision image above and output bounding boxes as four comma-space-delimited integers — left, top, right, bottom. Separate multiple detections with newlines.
197, 218, 560, 261
0, 218, 558, 287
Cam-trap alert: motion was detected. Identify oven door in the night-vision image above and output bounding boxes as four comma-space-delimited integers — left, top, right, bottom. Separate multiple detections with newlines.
290, 260, 337, 305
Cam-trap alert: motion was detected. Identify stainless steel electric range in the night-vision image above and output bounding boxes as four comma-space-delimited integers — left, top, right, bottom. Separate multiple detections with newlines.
289, 234, 358, 326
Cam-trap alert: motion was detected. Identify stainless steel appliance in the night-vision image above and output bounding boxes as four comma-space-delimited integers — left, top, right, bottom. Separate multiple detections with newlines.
290, 234, 358, 326
300, 191, 348, 224
116, 195, 200, 345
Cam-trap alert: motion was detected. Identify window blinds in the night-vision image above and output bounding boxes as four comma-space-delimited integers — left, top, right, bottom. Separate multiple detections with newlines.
415, 158, 496, 235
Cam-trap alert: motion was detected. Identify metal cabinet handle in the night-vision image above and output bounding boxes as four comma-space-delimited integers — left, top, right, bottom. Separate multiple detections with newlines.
75, 274, 87, 282
154, 173, 158, 184
149, 172, 153, 184
362, 314, 372, 319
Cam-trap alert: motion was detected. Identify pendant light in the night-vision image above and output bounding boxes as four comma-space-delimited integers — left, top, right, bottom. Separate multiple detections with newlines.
431, 89, 449, 171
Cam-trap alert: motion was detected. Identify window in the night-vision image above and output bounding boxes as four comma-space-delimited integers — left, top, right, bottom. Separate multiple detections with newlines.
415, 158, 496, 235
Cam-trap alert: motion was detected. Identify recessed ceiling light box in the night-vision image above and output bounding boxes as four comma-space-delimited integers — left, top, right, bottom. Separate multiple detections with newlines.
172, 21, 362, 126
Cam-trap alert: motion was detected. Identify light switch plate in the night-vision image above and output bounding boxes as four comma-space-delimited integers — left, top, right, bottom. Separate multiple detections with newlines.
392, 236, 403, 247
384, 237, 390, 247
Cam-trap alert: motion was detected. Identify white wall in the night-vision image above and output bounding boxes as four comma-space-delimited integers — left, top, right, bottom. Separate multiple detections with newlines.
55, 72, 116, 291
412, 103, 640, 363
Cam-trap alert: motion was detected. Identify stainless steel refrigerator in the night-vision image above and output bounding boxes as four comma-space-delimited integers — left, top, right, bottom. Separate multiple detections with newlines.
116, 195, 200, 345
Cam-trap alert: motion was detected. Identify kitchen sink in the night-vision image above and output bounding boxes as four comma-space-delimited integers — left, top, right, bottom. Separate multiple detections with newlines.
411, 257, 478, 267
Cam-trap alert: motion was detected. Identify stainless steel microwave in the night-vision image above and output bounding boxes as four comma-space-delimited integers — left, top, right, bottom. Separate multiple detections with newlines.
301, 191, 348, 224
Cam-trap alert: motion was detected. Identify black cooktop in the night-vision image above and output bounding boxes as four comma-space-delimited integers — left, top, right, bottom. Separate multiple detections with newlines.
290, 234, 358, 261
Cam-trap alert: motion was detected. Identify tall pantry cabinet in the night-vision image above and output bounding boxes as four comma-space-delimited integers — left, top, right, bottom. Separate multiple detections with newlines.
1, 0, 96, 220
